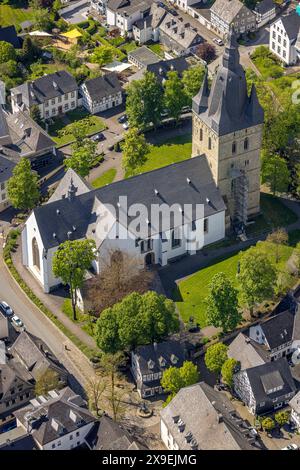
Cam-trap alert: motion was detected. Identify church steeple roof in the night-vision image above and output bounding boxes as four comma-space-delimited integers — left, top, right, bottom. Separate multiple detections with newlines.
192, 30, 264, 136
192, 68, 209, 114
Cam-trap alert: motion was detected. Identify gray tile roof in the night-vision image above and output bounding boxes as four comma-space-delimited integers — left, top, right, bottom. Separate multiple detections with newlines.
82, 72, 122, 101
11, 71, 78, 106
255, 0, 275, 15
85, 416, 147, 450
0, 106, 11, 146
0, 154, 15, 184
159, 13, 203, 49
278, 11, 300, 40
31, 156, 226, 250
242, 358, 296, 405
107, 0, 152, 15
14, 387, 96, 446
9, 331, 68, 382
211, 0, 250, 23
145, 57, 189, 83
192, 30, 264, 136
0, 430, 38, 450
133, 340, 186, 375
47, 168, 91, 204
228, 332, 269, 370
260, 309, 295, 350
128, 46, 161, 67
160, 381, 259, 450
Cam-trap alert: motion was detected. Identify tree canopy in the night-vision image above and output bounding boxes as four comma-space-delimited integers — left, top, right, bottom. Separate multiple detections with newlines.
161, 361, 199, 404
122, 127, 149, 174
163, 71, 186, 124
52, 239, 96, 320
205, 272, 241, 333
221, 358, 240, 388
94, 291, 179, 353
261, 153, 290, 195
0, 41, 16, 64
7, 158, 40, 211
204, 343, 228, 375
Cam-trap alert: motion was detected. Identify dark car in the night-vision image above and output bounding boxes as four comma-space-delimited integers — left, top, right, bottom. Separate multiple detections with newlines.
118, 114, 127, 123
0, 301, 14, 318
91, 132, 105, 142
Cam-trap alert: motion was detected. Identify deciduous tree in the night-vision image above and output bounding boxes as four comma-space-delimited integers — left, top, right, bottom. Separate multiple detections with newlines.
196, 43, 216, 63
274, 410, 290, 428
122, 127, 149, 175
238, 246, 277, 315
261, 153, 290, 195
0, 41, 16, 63
52, 239, 96, 320
161, 361, 199, 404
163, 71, 186, 124
182, 65, 205, 105
65, 138, 98, 178
205, 272, 241, 333
7, 158, 40, 211
266, 228, 288, 263
221, 358, 240, 389
261, 417, 275, 432
91, 45, 114, 67
35, 369, 60, 396
204, 343, 228, 375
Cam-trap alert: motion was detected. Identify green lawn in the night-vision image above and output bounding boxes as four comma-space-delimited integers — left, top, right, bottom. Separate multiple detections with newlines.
92, 168, 117, 188
126, 134, 192, 177
175, 240, 295, 327
0, 4, 34, 28
120, 41, 138, 54
48, 108, 106, 146
147, 43, 164, 57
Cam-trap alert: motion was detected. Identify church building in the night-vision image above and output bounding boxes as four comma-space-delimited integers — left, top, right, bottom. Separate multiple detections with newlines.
21, 32, 263, 293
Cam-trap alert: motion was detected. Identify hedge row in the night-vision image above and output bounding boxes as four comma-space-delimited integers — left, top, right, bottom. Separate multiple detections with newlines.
4, 231, 97, 360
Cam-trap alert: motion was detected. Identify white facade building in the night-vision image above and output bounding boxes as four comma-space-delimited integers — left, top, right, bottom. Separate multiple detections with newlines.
10, 71, 78, 120
254, 0, 276, 28
22, 157, 226, 293
269, 12, 300, 65
80, 72, 122, 114
106, 0, 152, 36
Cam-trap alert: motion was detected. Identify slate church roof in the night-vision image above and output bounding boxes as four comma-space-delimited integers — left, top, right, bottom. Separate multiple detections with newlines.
192, 30, 264, 135
31, 156, 226, 250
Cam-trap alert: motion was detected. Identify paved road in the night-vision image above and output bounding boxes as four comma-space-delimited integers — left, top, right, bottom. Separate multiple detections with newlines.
0, 246, 92, 396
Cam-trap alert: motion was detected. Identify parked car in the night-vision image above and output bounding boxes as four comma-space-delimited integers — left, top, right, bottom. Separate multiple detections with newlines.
213, 38, 224, 46
281, 443, 298, 450
122, 121, 129, 130
118, 114, 127, 123
91, 132, 105, 142
11, 315, 24, 329
0, 301, 14, 318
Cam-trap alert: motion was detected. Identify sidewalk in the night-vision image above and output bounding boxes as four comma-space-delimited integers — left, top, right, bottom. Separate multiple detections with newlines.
12, 240, 97, 350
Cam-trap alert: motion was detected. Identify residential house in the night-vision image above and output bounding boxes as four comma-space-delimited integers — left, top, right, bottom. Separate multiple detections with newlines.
0, 154, 15, 213
254, 0, 276, 28
228, 332, 270, 370
85, 415, 147, 449
80, 72, 123, 114
14, 387, 96, 450
10, 71, 78, 120
106, 0, 153, 36
210, 0, 256, 37
127, 45, 161, 69
160, 381, 261, 450
9, 331, 68, 385
172, 0, 202, 13
159, 13, 203, 55
1, 109, 57, 171
132, 2, 167, 44
289, 391, 300, 431
91, 0, 108, 15
0, 348, 35, 418
233, 358, 296, 415
21, 155, 226, 293
131, 340, 186, 398
269, 11, 300, 65
127, 56, 189, 84
249, 307, 300, 360
0, 25, 21, 48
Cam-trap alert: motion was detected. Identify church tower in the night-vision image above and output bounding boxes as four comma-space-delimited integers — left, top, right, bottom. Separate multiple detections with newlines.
192, 31, 264, 228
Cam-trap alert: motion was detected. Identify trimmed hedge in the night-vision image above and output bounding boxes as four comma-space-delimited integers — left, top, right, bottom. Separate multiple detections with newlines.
4, 231, 97, 359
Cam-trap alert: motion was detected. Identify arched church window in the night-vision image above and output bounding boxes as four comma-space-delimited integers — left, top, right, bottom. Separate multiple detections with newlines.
32, 238, 40, 271
208, 137, 212, 150
244, 138, 249, 150
232, 141, 236, 154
